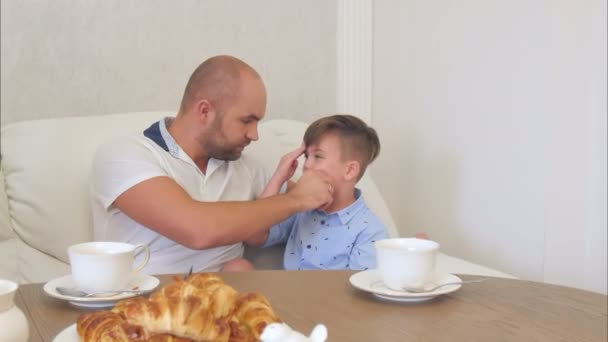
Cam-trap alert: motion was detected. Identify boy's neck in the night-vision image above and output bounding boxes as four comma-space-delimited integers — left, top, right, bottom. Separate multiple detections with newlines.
322, 187, 357, 214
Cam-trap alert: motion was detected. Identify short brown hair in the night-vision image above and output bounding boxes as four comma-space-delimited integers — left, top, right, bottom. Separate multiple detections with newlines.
303, 114, 381, 180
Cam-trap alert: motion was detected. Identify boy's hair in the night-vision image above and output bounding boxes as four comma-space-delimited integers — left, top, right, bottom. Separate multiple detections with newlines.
303, 114, 381, 180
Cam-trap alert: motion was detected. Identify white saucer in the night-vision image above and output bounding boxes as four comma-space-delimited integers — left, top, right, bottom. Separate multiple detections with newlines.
53, 324, 77, 342
43, 274, 159, 308
349, 269, 462, 303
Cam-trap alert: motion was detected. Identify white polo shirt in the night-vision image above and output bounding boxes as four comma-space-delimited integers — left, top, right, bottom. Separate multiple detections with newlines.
90, 117, 271, 275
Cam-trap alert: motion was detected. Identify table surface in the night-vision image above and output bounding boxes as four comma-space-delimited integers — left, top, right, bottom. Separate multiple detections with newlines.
15, 270, 608, 342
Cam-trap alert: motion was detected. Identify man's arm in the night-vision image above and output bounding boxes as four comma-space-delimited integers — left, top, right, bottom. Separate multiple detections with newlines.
113, 169, 332, 250
244, 230, 270, 247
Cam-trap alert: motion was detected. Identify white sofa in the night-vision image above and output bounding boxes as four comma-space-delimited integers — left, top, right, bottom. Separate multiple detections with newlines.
0, 112, 514, 284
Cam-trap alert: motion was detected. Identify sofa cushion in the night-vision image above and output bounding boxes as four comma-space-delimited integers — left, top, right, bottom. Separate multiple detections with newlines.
0, 239, 17, 281
0, 168, 14, 241
1, 112, 170, 263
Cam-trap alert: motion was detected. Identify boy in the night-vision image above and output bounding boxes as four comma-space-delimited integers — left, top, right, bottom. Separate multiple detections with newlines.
246, 115, 389, 270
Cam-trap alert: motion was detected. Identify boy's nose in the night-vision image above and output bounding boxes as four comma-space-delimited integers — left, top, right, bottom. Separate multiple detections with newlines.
303, 158, 313, 171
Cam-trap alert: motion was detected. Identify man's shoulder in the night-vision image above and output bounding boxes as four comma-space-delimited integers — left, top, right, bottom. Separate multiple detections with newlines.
98, 132, 147, 148
94, 133, 161, 161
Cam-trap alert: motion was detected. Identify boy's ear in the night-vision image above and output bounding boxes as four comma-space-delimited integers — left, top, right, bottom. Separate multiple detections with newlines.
344, 160, 361, 182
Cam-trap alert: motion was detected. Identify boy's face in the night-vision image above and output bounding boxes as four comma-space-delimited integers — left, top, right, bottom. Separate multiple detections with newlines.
303, 133, 351, 186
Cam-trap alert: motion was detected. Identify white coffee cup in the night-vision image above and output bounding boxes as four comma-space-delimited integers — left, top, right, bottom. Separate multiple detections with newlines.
374, 238, 439, 291
68, 242, 150, 293
0, 279, 18, 311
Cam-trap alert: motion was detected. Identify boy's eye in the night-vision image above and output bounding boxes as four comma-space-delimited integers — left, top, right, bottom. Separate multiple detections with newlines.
241, 118, 253, 124
304, 151, 323, 160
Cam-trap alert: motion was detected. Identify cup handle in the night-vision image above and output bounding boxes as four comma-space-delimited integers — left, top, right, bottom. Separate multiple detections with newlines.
132, 244, 150, 273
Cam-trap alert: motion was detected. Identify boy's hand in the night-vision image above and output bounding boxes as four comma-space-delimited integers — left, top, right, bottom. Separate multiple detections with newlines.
272, 143, 305, 184
260, 144, 306, 199
414, 232, 429, 240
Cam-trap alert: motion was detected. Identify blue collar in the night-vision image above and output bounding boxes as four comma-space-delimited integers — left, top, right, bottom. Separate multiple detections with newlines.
142, 117, 224, 175
316, 188, 366, 225
143, 117, 180, 157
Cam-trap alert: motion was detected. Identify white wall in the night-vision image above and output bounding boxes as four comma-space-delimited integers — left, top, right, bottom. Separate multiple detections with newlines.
372, 0, 607, 293
541, 0, 607, 294
0, 0, 337, 125
2, 0, 606, 294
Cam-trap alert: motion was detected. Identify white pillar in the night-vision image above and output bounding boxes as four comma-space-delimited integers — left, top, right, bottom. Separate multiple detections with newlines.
337, 0, 373, 123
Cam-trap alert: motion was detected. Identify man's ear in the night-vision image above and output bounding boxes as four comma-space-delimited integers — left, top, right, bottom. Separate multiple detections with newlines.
195, 99, 215, 125
344, 161, 361, 182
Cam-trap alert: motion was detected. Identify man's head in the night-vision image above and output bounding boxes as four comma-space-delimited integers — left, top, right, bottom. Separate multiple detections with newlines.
303, 115, 381, 185
178, 55, 267, 161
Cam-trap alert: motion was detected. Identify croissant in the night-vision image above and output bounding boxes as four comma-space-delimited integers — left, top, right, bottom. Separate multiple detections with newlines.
182, 273, 281, 340
112, 276, 236, 340
77, 311, 192, 341
77, 310, 143, 341
76, 273, 281, 342
228, 292, 281, 342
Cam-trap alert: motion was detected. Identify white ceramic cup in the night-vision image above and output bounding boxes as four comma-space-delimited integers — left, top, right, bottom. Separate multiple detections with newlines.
68, 242, 150, 293
0, 279, 18, 311
0, 279, 29, 342
375, 238, 440, 291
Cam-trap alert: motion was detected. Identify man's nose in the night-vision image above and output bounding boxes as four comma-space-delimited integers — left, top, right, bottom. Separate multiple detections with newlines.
247, 124, 259, 141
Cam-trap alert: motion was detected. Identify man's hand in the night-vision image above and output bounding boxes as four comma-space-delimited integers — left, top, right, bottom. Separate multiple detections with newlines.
287, 169, 334, 211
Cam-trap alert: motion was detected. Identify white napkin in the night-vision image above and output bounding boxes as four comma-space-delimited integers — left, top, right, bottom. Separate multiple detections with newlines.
260, 322, 328, 342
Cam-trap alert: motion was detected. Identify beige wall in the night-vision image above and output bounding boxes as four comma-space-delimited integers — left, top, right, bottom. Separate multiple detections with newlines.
0, 0, 337, 125
372, 0, 607, 294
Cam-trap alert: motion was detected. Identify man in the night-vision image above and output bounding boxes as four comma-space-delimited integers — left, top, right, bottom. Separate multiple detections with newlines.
90, 55, 333, 274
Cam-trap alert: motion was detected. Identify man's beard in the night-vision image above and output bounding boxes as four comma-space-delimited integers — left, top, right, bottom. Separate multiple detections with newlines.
204, 130, 249, 161
206, 141, 244, 161
203, 115, 248, 161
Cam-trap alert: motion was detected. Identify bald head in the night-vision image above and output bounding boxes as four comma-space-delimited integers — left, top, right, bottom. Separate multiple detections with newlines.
179, 55, 263, 115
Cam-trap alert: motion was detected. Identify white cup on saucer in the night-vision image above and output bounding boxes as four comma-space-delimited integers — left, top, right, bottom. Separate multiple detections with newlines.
374, 238, 439, 291
68, 242, 150, 293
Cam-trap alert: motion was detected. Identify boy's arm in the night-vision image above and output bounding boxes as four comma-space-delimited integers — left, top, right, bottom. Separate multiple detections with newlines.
247, 145, 305, 246
245, 214, 298, 247
348, 220, 390, 270
260, 144, 305, 198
